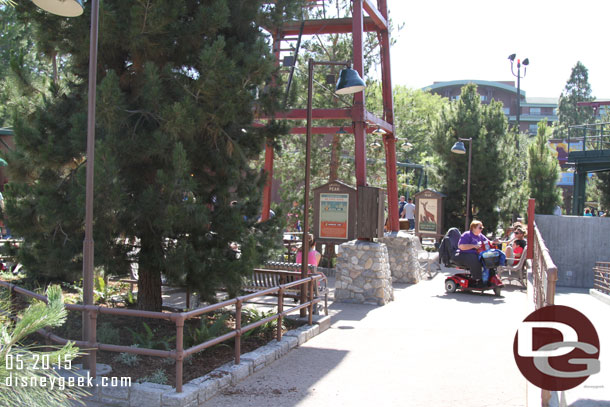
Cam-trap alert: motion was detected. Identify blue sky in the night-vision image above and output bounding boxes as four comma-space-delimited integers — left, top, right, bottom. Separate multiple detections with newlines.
386, 0, 610, 99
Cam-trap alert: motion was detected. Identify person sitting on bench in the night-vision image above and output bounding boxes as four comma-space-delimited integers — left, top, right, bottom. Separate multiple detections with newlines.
453, 220, 491, 285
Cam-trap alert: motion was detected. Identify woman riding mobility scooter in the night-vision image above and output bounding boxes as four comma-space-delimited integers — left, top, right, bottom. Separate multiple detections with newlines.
439, 223, 505, 296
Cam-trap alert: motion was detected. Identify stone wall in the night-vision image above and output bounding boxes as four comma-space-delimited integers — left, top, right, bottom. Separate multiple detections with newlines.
378, 231, 423, 283
81, 316, 331, 407
334, 240, 394, 305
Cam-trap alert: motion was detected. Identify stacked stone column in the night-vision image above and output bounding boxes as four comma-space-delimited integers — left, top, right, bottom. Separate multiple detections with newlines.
335, 240, 394, 305
378, 231, 423, 284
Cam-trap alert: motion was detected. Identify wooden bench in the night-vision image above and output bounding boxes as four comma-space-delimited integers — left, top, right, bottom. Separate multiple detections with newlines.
243, 263, 328, 315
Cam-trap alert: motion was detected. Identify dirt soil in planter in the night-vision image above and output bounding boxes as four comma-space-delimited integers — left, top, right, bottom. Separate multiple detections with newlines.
44, 306, 303, 388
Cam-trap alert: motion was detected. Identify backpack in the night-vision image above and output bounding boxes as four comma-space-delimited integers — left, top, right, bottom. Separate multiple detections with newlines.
438, 227, 461, 266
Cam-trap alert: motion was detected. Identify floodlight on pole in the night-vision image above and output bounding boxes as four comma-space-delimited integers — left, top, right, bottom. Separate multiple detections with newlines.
400, 140, 413, 150
372, 125, 386, 135
451, 138, 473, 231
508, 53, 529, 144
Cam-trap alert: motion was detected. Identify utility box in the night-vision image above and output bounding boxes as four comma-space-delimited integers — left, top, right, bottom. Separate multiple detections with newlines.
413, 189, 446, 241
313, 180, 357, 243
357, 186, 385, 239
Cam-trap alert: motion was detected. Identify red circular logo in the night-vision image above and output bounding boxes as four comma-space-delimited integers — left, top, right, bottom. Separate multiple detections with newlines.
513, 305, 600, 391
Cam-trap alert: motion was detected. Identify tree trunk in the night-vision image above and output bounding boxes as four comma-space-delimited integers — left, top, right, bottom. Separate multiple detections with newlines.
136, 235, 163, 311
329, 134, 340, 181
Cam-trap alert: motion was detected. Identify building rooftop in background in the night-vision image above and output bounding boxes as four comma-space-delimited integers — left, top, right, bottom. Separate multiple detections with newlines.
423, 79, 557, 135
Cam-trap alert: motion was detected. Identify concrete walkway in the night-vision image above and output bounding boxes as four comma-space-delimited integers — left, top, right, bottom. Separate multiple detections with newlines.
203, 267, 529, 407
77, 270, 610, 407
549, 287, 610, 406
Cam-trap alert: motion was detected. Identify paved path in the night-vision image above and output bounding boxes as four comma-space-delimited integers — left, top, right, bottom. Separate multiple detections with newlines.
550, 287, 610, 406
204, 268, 529, 407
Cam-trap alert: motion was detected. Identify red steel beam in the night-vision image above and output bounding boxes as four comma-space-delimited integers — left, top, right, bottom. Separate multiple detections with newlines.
267, 17, 378, 37
352, 1, 367, 190
286, 125, 398, 135
261, 108, 352, 120
363, 0, 388, 31
364, 111, 393, 134
260, 33, 283, 222
378, 0, 398, 232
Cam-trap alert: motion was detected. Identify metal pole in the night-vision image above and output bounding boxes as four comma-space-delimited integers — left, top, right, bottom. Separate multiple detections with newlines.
465, 138, 472, 231
516, 61, 521, 137
301, 58, 314, 317
82, 0, 99, 371
527, 199, 535, 260
352, 0, 367, 189
261, 143, 274, 222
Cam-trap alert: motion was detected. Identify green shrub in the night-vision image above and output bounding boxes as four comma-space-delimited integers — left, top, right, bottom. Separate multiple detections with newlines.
184, 312, 230, 349
114, 345, 140, 367
139, 368, 168, 385
241, 307, 281, 338
97, 322, 120, 344
127, 322, 175, 350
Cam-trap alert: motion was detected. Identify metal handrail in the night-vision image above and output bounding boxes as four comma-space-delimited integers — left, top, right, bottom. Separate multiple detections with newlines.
531, 221, 558, 310
0, 273, 323, 393
593, 261, 610, 295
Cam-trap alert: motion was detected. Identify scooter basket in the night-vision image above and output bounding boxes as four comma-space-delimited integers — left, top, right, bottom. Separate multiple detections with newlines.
481, 250, 501, 268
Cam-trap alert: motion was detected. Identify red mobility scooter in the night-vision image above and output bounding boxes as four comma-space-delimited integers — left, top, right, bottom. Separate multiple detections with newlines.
438, 228, 504, 296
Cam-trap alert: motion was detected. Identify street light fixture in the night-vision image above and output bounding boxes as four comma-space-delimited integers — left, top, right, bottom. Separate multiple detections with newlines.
32, 0, 99, 376
399, 138, 413, 149
508, 53, 529, 142
302, 58, 364, 315
32, 0, 83, 16
451, 138, 473, 231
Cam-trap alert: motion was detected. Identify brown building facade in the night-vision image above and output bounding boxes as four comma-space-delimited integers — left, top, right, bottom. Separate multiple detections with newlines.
424, 79, 557, 135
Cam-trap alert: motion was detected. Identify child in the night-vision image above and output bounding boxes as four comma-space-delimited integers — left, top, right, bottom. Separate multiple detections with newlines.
296, 233, 322, 267
511, 239, 526, 265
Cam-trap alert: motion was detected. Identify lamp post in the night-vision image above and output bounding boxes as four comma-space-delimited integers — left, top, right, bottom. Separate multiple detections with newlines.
32, 0, 98, 375
508, 54, 529, 142
302, 58, 364, 315
451, 138, 472, 231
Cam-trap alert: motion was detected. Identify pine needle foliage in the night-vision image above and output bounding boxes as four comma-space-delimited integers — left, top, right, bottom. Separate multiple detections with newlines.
527, 121, 562, 214
0, 285, 89, 407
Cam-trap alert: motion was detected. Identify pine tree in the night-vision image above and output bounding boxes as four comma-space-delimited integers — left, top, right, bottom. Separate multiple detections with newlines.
0, 5, 58, 127
432, 83, 511, 232
7, 1, 301, 311
527, 121, 562, 214
556, 61, 595, 137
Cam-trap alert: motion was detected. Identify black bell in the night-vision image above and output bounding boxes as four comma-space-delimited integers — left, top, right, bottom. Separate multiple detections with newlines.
335, 68, 365, 95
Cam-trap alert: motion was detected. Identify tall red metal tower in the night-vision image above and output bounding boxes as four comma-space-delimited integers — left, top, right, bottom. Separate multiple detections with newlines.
261, 0, 399, 232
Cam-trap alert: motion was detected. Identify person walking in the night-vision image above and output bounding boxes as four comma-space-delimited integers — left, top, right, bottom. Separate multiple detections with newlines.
398, 196, 407, 219
402, 198, 416, 230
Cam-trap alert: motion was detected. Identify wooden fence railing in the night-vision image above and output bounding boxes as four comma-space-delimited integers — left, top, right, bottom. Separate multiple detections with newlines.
593, 261, 610, 296
0, 273, 323, 393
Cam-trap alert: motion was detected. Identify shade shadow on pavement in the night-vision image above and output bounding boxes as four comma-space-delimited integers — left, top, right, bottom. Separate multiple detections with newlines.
204, 271, 528, 407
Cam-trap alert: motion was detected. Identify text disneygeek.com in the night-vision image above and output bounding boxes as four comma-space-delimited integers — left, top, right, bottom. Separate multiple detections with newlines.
3, 354, 131, 389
